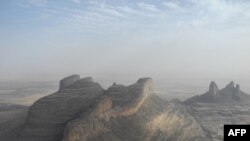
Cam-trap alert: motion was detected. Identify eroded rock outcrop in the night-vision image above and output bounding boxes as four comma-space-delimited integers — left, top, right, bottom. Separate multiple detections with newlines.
185, 81, 250, 104
209, 81, 218, 96
2, 75, 250, 141
225, 81, 235, 90
62, 96, 207, 141
18, 76, 103, 141
185, 81, 250, 141
62, 78, 154, 141
59, 75, 80, 90
3, 75, 209, 141
62, 77, 207, 141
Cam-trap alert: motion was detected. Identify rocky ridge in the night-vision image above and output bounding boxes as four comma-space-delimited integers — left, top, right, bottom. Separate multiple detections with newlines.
62, 77, 207, 141
2, 76, 250, 141
185, 81, 250, 104
1, 75, 208, 141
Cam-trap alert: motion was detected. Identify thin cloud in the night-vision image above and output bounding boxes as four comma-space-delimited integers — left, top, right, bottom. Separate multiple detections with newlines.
71, 0, 81, 4
97, 8, 125, 18
156, 0, 250, 29
190, 0, 247, 19
117, 6, 138, 14
26, 0, 47, 6
163, 1, 184, 12
15, 0, 250, 34
138, 3, 159, 12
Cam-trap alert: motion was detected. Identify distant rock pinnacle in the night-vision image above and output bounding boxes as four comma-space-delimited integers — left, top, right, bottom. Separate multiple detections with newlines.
225, 81, 235, 90
209, 81, 218, 96
235, 84, 240, 92
185, 81, 250, 104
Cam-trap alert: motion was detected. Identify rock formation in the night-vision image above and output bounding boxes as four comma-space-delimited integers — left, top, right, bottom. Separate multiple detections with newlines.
235, 84, 240, 92
225, 81, 235, 90
59, 74, 80, 90
185, 81, 250, 104
185, 81, 250, 141
209, 81, 218, 96
0, 75, 209, 141
18, 76, 103, 141
1, 76, 250, 141
4, 75, 250, 141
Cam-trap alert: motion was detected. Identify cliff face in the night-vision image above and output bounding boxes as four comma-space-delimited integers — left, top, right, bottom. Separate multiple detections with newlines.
8, 75, 208, 141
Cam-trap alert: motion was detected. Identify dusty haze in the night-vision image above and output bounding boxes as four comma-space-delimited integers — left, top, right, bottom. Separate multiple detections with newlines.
1, 0, 250, 93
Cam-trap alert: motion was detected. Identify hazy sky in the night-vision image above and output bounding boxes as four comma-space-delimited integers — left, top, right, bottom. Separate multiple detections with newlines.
1, 0, 250, 81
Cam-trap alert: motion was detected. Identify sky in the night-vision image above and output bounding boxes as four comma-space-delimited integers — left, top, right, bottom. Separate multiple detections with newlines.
0, 0, 250, 82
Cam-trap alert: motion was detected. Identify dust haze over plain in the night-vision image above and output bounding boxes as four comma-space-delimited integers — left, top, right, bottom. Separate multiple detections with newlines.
0, 0, 250, 92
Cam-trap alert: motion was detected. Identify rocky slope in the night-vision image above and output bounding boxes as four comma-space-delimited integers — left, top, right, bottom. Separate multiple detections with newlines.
0, 75, 208, 141
62, 78, 207, 141
187, 103, 250, 141
2, 76, 250, 141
